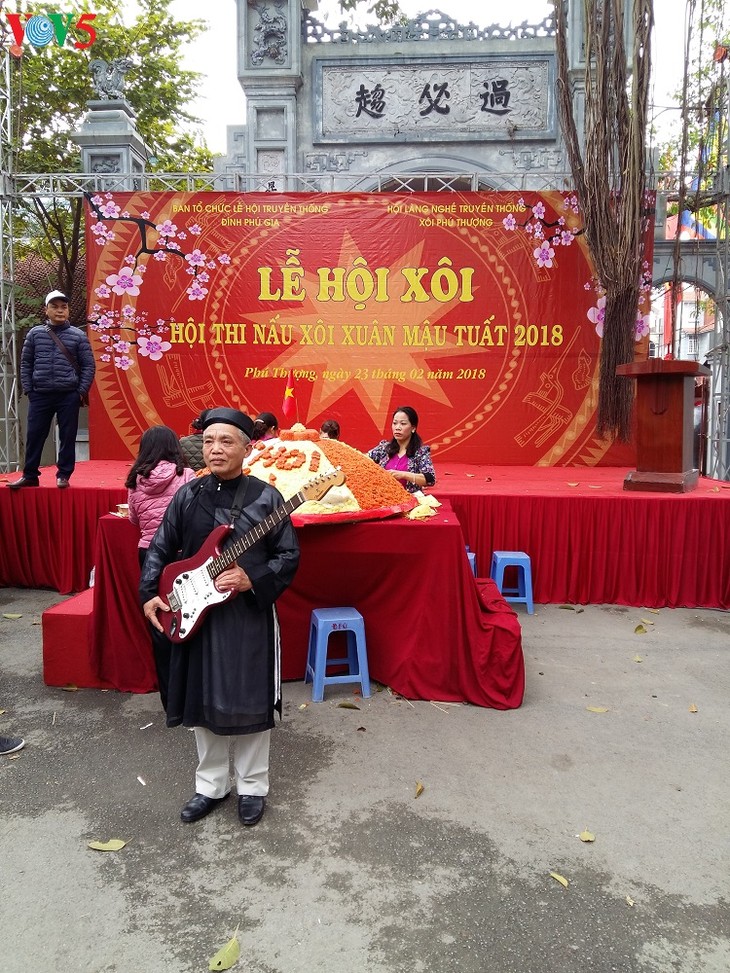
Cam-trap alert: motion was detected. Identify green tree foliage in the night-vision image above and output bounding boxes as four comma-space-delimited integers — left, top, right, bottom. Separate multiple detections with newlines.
12, 0, 212, 173
334, 0, 403, 22
10, 0, 213, 306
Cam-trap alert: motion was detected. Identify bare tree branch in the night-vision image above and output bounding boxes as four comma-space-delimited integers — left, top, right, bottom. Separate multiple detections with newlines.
554, 0, 654, 440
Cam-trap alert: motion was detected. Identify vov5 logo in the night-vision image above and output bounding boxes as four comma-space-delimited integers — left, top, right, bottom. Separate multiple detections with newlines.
4, 11, 97, 50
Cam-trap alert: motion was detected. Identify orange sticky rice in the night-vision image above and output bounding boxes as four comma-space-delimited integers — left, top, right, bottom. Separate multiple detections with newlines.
242, 425, 417, 520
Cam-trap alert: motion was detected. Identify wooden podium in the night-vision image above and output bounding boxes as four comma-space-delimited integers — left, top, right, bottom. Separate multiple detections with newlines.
616, 359, 710, 493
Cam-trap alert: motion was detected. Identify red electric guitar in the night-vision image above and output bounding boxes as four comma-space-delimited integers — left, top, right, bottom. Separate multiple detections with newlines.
157, 468, 345, 643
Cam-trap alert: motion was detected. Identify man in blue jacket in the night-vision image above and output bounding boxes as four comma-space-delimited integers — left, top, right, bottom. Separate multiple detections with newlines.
8, 291, 95, 489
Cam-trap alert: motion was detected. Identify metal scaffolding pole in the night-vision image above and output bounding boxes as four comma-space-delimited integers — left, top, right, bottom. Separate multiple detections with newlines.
705, 66, 730, 482
0, 49, 19, 472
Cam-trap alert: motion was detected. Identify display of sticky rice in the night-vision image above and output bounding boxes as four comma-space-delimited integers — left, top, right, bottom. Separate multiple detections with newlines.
244, 424, 418, 523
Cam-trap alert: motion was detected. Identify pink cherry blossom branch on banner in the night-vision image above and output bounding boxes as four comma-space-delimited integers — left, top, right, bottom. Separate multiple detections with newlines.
85, 191, 231, 372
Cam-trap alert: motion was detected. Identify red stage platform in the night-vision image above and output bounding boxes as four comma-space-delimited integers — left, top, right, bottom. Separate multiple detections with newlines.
0, 461, 126, 593
434, 464, 730, 610
2, 460, 728, 609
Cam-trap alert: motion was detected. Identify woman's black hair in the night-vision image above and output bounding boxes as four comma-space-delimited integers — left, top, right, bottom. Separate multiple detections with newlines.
385, 405, 423, 459
320, 419, 340, 439
125, 425, 186, 489
190, 409, 209, 431
251, 411, 279, 441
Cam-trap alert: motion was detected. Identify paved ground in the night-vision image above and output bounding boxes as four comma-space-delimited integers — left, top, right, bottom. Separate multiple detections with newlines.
1, 586, 728, 973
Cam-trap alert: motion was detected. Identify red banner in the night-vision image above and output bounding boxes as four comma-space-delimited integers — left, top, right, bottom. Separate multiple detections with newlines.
84, 191, 651, 464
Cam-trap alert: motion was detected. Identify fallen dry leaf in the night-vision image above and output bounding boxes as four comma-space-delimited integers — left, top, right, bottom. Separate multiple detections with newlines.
688, 704, 698, 713
626, 895, 635, 907
336, 701, 360, 710
61, 684, 79, 692
298, 703, 308, 710
2, 613, 23, 620
415, 781, 425, 799
356, 726, 366, 732
87, 838, 128, 852
550, 871, 569, 888
634, 654, 643, 663
208, 929, 240, 971
586, 706, 609, 714
579, 829, 596, 843
559, 604, 584, 613
634, 624, 647, 635
640, 618, 655, 625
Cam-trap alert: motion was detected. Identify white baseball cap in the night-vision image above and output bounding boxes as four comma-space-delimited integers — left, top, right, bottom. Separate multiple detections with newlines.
45, 290, 69, 304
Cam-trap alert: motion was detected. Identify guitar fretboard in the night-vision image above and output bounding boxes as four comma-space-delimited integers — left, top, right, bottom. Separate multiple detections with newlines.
206, 490, 305, 579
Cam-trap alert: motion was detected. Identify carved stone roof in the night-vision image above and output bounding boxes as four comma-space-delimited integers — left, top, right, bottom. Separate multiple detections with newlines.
303, 8, 556, 45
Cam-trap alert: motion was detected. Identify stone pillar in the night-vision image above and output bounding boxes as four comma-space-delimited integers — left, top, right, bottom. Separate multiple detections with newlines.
70, 99, 148, 189
236, 0, 303, 189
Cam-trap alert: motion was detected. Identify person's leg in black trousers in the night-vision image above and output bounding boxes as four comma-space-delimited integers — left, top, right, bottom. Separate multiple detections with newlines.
22, 392, 59, 480
55, 390, 81, 481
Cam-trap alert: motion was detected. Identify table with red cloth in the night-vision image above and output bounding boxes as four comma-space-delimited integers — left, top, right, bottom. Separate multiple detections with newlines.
89, 505, 525, 709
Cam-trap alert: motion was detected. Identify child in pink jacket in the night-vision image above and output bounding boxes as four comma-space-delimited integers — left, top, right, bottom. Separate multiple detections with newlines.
125, 426, 196, 566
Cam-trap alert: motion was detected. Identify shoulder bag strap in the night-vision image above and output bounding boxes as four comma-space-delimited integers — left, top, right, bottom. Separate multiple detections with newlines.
230, 475, 251, 524
45, 324, 80, 375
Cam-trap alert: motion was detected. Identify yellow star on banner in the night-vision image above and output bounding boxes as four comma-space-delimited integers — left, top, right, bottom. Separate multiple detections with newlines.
241, 231, 481, 418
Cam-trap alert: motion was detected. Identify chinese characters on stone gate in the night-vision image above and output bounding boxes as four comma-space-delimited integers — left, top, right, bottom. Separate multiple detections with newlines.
318, 58, 553, 141
356, 78, 511, 120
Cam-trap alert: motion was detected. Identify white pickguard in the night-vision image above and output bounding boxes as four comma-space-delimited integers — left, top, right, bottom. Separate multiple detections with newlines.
166, 557, 233, 640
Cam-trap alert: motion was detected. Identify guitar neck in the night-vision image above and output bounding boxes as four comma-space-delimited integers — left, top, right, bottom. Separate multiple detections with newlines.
209, 490, 304, 578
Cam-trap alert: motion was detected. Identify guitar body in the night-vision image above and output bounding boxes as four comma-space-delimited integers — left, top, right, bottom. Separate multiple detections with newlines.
158, 523, 237, 643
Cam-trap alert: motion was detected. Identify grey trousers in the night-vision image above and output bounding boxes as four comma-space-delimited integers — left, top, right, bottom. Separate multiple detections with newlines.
193, 727, 271, 799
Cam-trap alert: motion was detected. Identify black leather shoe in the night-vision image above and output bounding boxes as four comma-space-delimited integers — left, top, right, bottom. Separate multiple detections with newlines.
56, 477, 70, 489
8, 477, 39, 489
180, 792, 229, 823
238, 794, 265, 826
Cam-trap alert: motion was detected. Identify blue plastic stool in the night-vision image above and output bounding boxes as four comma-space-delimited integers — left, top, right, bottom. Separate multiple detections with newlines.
465, 548, 477, 576
304, 608, 371, 702
490, 551, 534, 613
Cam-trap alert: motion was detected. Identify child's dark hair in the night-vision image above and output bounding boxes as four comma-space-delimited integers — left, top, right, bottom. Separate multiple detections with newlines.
251, 412, 279, 440
125, 426, 186, 489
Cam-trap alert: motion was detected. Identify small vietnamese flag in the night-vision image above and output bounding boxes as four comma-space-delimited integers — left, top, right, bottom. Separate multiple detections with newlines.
282, 368, 297, 422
